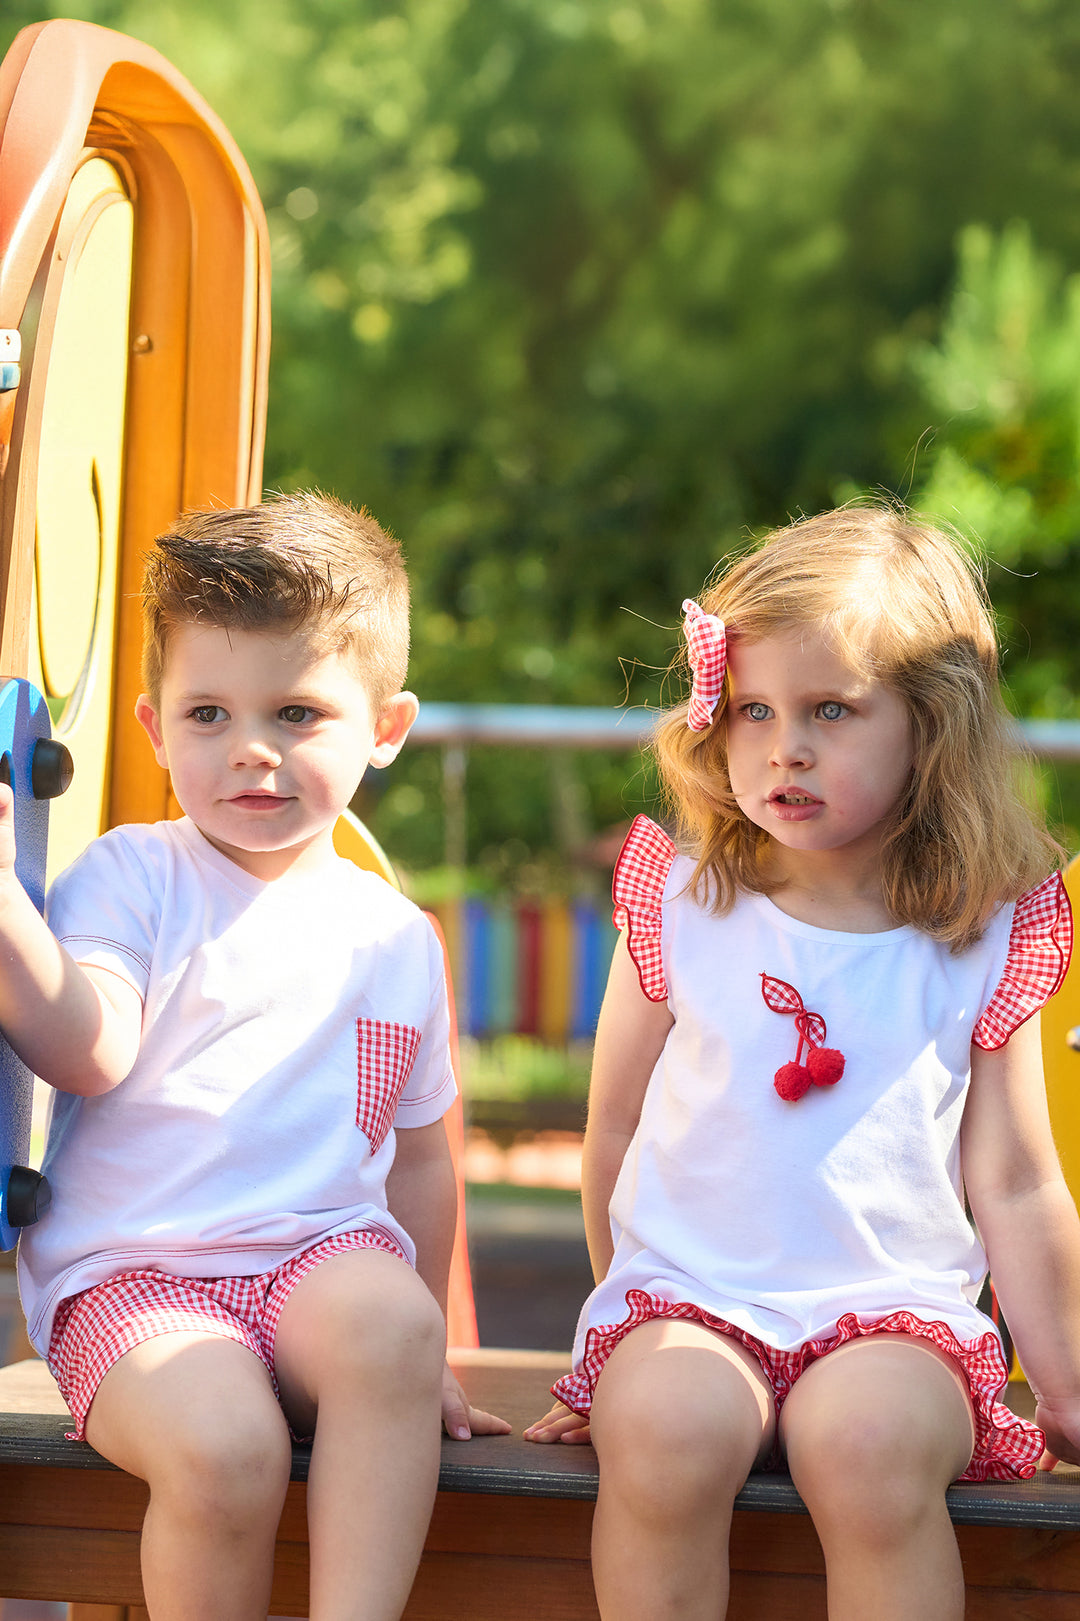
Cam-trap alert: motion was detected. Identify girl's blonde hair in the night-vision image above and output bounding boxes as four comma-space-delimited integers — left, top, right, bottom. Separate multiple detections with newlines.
654, 503, 1061, 950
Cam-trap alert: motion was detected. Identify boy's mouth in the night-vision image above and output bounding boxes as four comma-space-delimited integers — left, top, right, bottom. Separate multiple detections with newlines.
229, 792, 290, 808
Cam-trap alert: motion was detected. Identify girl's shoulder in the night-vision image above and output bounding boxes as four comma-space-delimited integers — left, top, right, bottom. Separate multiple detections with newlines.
612, 815, 685, 1003
613, 816, 680, 909
972, 872, 1073, 1052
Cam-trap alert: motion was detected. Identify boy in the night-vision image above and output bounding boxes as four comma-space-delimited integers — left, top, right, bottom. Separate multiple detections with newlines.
10, 492, 507, 1621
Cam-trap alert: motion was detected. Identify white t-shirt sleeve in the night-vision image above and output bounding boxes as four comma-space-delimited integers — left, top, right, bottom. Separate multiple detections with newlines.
392, 916, 458, 1128
45, 831, 161, 998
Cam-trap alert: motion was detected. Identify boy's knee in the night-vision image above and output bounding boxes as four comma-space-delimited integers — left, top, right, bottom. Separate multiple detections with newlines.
373, 1275, 446, 1371
155, 1410, 292, 1524
314, 1265, 446, 1384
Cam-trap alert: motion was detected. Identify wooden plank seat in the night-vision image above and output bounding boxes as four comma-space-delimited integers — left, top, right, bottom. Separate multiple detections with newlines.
2, 1352, 1080, 1619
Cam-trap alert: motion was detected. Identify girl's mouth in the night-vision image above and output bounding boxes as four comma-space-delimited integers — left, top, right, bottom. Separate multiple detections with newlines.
768, 789, 824, 820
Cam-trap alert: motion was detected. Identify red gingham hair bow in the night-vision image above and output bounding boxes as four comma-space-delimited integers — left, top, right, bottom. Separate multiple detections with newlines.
682, 598, 728, 731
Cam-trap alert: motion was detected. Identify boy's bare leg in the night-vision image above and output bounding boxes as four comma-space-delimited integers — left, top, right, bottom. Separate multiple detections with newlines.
587, 1318, 775, 1621
85, 1334, 292, 1621
780, 1334, 976, 1621
272, 1248, 446, 1621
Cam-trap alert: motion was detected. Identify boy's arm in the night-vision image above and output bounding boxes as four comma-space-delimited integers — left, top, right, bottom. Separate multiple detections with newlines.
0, 793, 142, 1093
385, 1117, 456, 1317
964, 1016, 1080, 1466
386, 1116, 511, 1441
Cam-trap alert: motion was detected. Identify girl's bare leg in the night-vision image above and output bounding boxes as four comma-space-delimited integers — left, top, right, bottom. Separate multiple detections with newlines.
85, 1334, 292, 1621
273, 1248, 445, 1621
780, 1334, 976, 1621
588, 1318, 775, 1621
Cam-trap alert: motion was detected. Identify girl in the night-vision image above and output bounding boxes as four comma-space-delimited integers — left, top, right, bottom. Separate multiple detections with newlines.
526, 505, 1080, 1621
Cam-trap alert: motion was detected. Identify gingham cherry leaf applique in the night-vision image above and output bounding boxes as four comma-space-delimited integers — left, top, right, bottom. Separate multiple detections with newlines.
795, 1008, 827, 1048
760, 973, 845, 1102
760, 973, 805, 1016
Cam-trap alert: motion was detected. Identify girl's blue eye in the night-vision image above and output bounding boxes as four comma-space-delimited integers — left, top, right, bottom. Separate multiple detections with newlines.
746, 702, 771, 721
819, 701, 845, 721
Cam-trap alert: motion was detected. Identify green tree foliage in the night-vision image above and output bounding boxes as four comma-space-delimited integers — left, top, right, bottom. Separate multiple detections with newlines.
6, 1, 1080, 864
912, 222, 1080, 719
906, 222, 1080, 849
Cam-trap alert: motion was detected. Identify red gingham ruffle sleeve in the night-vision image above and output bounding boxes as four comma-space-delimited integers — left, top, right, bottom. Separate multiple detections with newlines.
612, 815, 679, 1003
972, 873, 1072, 1051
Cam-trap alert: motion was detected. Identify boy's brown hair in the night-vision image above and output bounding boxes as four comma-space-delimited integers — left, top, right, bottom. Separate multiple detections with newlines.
141, 491, 410, 709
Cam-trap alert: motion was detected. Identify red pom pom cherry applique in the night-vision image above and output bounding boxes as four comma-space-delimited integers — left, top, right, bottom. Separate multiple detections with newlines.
760, 973, 846, 1102
806, 1046, 845, 1088
773, 1062, 813, 1102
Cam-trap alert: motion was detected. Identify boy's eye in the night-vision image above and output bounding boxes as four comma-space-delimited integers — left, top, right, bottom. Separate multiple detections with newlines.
818, 701, 847, 721
280, 705, 314, 724
744, 702, 772, 722
191, 705, 226, 724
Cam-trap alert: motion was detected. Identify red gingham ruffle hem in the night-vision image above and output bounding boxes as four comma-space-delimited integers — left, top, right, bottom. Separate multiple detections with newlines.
552, 1289, 1044, 1482
973, 873, 1072, 1050
612, 816, 679, 1003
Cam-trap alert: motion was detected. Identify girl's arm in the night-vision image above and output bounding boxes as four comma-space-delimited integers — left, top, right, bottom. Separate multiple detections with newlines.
581, 932, 674, 1281
526, 932, 673, 1443
386, 1116, 510, 1441
0, 791, 142, 1094
963, 1016, 1080, 1466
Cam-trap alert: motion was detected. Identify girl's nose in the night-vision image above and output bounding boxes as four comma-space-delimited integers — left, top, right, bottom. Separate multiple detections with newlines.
770, 723, 813, 771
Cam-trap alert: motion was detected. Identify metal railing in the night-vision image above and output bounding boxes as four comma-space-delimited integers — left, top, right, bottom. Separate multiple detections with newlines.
412, 704, 1080, 757
407, 706, 1080, 870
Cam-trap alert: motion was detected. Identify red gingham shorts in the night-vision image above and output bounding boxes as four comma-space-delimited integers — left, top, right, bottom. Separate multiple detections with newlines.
552, 1291, 1046, 1482
48, 1226, 409, 1441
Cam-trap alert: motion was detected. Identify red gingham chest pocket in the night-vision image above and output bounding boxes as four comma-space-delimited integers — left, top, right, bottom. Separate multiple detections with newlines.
355, 1019, 423, 1153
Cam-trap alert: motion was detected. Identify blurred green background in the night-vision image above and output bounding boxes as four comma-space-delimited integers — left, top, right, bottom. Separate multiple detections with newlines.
7, 0, 1080, 880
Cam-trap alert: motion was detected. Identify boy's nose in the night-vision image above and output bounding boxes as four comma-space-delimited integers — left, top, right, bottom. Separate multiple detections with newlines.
229, 732, 282, 769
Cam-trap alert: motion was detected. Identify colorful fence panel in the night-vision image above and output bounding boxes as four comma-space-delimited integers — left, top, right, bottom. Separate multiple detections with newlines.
431, 897, 617, 1041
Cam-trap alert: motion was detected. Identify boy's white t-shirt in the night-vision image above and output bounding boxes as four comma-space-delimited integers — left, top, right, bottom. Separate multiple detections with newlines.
18, 817, 457, 1354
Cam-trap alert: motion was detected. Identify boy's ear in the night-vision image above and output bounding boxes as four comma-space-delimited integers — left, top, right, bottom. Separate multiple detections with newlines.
368, 691, 420, 769
134, 694, 170, 770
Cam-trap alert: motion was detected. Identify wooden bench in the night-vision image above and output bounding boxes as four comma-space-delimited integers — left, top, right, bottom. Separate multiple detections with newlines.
1, 1352, 1080, 1619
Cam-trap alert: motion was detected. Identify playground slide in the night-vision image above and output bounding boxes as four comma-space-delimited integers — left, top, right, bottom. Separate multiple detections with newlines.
0, 18, 477, 1340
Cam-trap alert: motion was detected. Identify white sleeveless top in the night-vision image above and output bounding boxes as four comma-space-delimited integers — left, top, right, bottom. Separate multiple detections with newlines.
566, 817, 1071, 1370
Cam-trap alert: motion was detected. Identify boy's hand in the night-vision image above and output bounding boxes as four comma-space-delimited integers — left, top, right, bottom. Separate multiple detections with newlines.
524, 1399, 592, 1445
441, 1362, 512, 1441
0, 782, 17, 880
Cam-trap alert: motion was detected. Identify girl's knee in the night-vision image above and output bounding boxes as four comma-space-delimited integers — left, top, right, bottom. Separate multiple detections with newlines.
592, 1378, 758, 1518
591, 1327, 773, 1475
782, 1337, 975, 1539
788, 1413, 958, 1548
